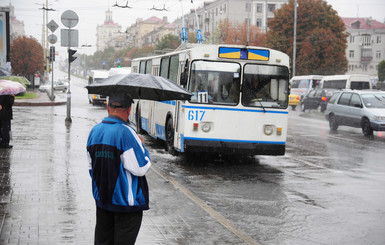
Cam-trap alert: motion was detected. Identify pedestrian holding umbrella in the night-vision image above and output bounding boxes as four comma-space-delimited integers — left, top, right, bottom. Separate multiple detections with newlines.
86, 73, 192, 101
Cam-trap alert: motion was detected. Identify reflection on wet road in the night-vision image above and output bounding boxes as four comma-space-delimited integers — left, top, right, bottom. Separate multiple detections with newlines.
2, 71, 384, 244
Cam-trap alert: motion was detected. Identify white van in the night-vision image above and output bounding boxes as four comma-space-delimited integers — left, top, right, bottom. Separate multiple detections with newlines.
320, 74, 372, 90
88, 69, 109, 105
290, 75, 323, 100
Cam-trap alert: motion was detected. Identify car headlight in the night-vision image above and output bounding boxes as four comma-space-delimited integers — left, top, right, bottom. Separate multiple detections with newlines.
373, 115, 385, 121
264, 125, 274, 135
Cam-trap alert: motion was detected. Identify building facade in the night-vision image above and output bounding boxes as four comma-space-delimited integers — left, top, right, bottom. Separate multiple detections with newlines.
125, 16, 169, 48
9, 3, 24, 41
96, 9, 121, 51
173, 0, 288, 43
343, 17, 385, 77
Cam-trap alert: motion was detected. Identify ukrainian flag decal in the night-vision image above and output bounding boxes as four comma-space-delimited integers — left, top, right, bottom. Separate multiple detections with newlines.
219, 47, 270, 61
248, 49, 269, 61
218, 47, 241, 59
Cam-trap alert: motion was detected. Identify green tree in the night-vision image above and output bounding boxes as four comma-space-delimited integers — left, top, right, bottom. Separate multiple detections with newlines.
378, 60, 385, 82
155, 34, 180, 52
266, 0, 348, 75
10, 36, 44, 80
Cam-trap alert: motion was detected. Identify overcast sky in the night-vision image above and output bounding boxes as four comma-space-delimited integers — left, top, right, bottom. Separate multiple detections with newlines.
7, 0, 385, 56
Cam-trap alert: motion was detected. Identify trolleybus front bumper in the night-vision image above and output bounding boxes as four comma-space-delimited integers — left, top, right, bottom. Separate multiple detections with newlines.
183, 138, 285, 156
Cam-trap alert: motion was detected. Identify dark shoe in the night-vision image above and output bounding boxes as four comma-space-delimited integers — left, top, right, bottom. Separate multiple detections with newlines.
0, 145, 12, 149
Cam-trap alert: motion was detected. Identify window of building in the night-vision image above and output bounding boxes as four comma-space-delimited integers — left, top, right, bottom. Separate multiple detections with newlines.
377, 36, 382, 43
349, 50, 354, 58
376, 51, 381, 59
363, 65, 367, 71
268, 4, 275, 12
362, 49, 372, 58
362, 34, 371, 46
246, 3, 251, 12
256, 19, 262, 27
216, 8, 218, 16
223, 4, 226, 13
256, 3, 263, 13
349, 35, 355, 43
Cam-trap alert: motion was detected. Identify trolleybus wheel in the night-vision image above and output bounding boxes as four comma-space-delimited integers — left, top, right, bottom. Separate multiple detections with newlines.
165, 118, 176, 155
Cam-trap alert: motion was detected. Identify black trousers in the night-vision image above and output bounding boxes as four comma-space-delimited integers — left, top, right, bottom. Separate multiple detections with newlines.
0, 119, 10, 146
95, 207, 143, 245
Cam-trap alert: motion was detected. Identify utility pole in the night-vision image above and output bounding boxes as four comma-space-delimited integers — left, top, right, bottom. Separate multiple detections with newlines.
293, 0, 298, 77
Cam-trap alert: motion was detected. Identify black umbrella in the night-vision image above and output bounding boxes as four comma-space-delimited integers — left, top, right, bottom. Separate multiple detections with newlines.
86, 73, 192, 101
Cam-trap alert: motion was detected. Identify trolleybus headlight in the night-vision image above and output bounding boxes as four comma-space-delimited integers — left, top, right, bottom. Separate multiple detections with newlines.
201, 123, 211, 132
264, 125, 274, 135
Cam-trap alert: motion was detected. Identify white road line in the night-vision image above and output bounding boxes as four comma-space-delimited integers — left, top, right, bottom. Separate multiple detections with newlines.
151, 165, 261, 245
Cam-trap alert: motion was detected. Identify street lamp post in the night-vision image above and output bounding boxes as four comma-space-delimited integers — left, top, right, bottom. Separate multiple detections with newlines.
293, 0, 298, 77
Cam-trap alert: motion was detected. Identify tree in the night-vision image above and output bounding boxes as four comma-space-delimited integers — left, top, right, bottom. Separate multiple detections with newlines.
266, 0, 348, 75
155, 34, 180, 52
219, 19, 265, 46
378, 60, 385, 82
10, 36, 44, 79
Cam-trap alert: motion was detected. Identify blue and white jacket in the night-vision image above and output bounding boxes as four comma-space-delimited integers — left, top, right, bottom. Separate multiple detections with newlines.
87, 116, 151, 212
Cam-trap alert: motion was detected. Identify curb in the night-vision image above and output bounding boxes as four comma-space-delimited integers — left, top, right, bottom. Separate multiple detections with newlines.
14, 100, 67, 106
14, 91, 67, 106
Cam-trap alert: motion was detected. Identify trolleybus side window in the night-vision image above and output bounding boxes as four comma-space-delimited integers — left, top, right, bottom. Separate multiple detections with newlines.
242, 64, 289, 108
169, 55, 179, 83
139, 61, 146, 74
160, 57, 169, 78
145, 60, 152, 74
188, 61, 240, 105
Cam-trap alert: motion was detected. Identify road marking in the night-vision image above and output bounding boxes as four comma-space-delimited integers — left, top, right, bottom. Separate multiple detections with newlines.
151, 165, 261, 245
327, 135, 355, 142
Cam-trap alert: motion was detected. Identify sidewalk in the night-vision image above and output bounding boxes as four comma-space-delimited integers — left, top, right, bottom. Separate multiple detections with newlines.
0, 96, 250, 244
14, 90, 67, 106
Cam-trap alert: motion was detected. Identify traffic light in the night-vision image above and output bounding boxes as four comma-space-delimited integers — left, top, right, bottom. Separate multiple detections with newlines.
68, 49, 77, 63
49, 46, 55, 62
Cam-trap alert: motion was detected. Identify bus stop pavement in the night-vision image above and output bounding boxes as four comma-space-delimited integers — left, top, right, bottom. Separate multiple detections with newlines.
0, 98, 248, 244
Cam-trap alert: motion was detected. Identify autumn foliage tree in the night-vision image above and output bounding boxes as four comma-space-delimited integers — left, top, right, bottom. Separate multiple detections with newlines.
10, 36, 44, 79
266, 0, 348, 75
218, 19, 265, 46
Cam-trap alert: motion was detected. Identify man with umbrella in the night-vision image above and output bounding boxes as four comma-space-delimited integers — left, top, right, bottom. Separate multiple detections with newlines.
87, 92, 151, 244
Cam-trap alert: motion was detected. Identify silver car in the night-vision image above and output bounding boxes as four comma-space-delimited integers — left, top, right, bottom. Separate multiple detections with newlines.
325, 90, 385, 136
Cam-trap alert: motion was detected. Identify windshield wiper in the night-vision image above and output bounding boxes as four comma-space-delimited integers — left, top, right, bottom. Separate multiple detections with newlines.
251, 91, 266, 113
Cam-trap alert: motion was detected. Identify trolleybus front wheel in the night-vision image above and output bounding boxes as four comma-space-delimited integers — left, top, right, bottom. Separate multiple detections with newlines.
165, 118, 176, 155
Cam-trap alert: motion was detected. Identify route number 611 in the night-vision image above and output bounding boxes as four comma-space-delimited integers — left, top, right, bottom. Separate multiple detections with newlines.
188, 110, 206, 121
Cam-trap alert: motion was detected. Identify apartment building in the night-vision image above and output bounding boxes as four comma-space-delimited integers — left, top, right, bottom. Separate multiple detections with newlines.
343, 17, 385, 77
173, 0, 288, 43
125, 16, 169, 48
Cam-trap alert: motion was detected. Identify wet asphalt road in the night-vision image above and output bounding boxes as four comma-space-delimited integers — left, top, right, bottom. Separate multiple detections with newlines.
2, 71, 385, 244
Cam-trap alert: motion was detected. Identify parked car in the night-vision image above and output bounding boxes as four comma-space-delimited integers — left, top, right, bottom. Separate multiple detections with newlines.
301, 88, 337, 112
39, 79, 68, 92
325, 90, 385, 136
289, 94, 300, 110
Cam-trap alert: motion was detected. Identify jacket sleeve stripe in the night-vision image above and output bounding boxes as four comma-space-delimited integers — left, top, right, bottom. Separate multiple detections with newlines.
121, 148, 151, 176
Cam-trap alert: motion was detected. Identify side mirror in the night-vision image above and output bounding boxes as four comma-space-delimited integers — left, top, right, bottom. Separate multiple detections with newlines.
180, 60, 189, 86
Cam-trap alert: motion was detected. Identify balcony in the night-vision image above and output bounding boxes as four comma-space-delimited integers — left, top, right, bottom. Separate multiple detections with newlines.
361, 56, 372, 62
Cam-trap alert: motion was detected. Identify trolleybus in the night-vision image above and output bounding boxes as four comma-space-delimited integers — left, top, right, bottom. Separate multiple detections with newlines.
129, 44, 290, 156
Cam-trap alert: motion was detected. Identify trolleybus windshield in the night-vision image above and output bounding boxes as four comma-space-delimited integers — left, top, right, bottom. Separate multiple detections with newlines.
242, 64, 289, 108
188, 60, 241, 105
